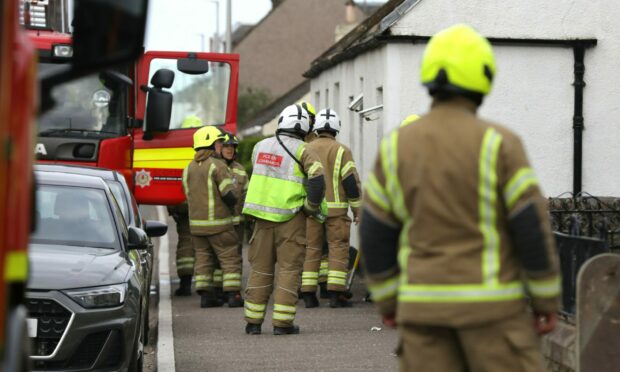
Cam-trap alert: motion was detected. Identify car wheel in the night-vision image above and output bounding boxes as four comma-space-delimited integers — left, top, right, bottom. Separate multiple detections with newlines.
128, 319, 144, 372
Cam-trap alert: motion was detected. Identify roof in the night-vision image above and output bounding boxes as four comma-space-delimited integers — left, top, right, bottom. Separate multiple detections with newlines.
304, 0, 419, 78
35, 164, 121, 182
35, 170, 109, 189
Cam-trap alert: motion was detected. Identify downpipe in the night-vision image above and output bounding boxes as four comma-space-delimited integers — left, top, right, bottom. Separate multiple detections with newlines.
572, 46, 586, 196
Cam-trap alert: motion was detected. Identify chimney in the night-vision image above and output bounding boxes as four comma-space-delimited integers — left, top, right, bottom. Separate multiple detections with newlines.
345, 0, 357, 24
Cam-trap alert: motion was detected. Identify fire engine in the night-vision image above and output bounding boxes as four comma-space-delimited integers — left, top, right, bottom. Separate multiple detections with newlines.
26, 0, 240, 205
2, 0, 150, 369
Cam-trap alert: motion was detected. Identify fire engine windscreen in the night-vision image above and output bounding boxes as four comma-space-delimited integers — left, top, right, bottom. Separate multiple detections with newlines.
148, 58, 231, 129
31, 185, 120, 249
37, 63, 128, 138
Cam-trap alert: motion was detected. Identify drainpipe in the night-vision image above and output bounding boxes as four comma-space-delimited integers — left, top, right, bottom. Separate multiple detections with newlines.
572, 46, 586, 196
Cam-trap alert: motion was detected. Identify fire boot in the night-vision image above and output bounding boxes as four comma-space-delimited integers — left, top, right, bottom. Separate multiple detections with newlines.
226, 291, 244, 307
302, 292, 319, 308
245, 323, 262, 335
200, 291, 222, 308
214, 287, 225, 306
174, 275, 192, 297
329, 291, 352, 308
273, 325, 300, 335
319, 282, 329, 299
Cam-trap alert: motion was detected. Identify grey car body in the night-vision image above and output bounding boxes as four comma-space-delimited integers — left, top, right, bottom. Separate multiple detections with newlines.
28, 171, 150, 371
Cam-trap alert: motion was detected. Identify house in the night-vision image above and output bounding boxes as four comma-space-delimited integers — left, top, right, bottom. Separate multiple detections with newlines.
233, 0, 381, 130
304, 0, 618, 200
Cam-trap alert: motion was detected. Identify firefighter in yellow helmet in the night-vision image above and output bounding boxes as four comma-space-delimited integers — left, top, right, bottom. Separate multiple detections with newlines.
301, 101, 318, 142
360, 24, 560, 371
169, 115, 206, 296
221, 132, 248, 253
242, 104, 326, 335
183, 126, 243, 308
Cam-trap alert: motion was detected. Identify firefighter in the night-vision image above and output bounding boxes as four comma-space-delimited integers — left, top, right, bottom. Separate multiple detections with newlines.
360, 24, 561, 371
301, 108, 361, 308
221, 131, 249, 253
169, 115, 211, 297
242, 104, 326, 335
183, 125, 243, 308
301, 101, 317, 142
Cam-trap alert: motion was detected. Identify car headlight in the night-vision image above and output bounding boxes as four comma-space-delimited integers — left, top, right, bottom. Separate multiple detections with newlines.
64, 284, 127, 309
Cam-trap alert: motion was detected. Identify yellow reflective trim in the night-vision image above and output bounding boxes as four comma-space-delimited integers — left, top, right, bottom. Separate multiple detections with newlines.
208, 163, 216, 220
273, 304, 296, 313
177, 257, 195, 264
223, 273, 241, 280
504, 167, 538, 210
223, 280, 241, 287
327, 202, 349, 209
302, 280, 318, 286
381, 132, 406, 220
219, 178, 233, 192
177, 264, 194, 270
245, 309, 265, 319
399, 282, 525, 303
478, 128, 503, 286
5, 251, 28, 282
232, 168, 247, 177
341, 161, 356, 177
349, 199, 362, 208
245, 301, 267, 311
527, 276, 561, 298
333, 147, 345, 203
232, 216, 243, 223
328, 278, 347, 286
273, 313, 296, 321
302, 272, 319, 279
133, 147, 195, 169
365, 173, 390, 212
182, 167, 189, 196
319, 261, 328, 268
308, 162, 323, 177
190, 217, 233, 227
328, 270, 348, 278
368, 276, 399, 302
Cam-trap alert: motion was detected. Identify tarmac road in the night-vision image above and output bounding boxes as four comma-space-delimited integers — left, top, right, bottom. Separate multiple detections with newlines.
143, 205, 398, 372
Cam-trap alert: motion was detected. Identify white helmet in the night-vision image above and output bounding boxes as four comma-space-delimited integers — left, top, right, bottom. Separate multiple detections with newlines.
314, 108, 341, 134
277, 104, 310, 136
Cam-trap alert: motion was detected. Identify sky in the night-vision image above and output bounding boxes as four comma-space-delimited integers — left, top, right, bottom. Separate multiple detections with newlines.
145, 0, 273, 52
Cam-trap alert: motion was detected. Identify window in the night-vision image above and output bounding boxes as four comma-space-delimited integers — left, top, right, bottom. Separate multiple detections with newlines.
149, 58, 231, 129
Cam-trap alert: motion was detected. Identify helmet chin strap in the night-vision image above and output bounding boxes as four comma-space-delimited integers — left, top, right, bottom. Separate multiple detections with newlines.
275, 132, 307, 177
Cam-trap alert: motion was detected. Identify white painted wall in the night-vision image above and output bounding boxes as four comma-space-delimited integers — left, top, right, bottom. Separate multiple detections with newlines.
310, 0, 620, 199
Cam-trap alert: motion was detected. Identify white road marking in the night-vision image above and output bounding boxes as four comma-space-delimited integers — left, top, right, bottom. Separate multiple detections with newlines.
157, 206, 176, 372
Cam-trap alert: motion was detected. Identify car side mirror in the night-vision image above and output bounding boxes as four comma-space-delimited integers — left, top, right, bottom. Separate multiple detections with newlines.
128, 226, 149, 250
144, 220, 168, 238
143, 69, 174, 137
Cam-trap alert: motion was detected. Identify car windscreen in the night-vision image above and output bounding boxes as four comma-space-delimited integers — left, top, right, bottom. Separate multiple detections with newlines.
31, 185, 120, 249
105, 180, 130, 224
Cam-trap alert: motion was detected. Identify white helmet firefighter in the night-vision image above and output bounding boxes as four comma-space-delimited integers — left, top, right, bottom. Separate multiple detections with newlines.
277, 104, 310, 137
314, 108, 341, 134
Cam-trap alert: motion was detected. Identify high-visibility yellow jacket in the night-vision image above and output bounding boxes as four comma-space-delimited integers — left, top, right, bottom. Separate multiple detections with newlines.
183, 150, 236, 235
228, 160, 248, 224
243, 135, 324, 223
362, 98, 561, 327
307, 134, 361, 217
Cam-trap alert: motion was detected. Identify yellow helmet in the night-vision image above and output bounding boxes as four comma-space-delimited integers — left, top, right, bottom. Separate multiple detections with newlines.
181, 115, 203, 128
400, 114, 420, 127
421, 24, 496, 96
300, 101, 316, 130
193, 126, 226, 150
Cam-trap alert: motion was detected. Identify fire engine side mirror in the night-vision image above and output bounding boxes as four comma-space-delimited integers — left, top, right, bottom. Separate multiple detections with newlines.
143, 69, 175, 136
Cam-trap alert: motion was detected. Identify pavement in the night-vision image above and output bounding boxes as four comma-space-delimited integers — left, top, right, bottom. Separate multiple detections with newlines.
141, 205, 399, 372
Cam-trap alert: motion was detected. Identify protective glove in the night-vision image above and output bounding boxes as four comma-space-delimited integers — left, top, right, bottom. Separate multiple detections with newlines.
533, 311, 557, 335
382, 313, 397, 329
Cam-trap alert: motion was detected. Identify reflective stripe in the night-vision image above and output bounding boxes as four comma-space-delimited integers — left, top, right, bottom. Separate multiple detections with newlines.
223, 273, 241, 280
349, 199, 362, 208
177, 257, 195, 264
5, 251, 28, 282
308, 162, 323, 177
223, 280, 241, 287
302, 279, 318, 286
327, 202, 349, 209
328, 278, 347, 286
272, 313, 296, 321
244, 202, 301, 216
381, 132, 407, 221
177, 264, 194, 270
232, 168, 247, 176
245, 301, 267, 311
182, 167, 189, 196
527, 276, 561, 298
245, 309, 265, 319
190, 218, 233, 227
341, 161, 356, 177
368, 276, 399, 302
219, 178, 233, 193
504, 167, 538, 210
479, 128, 503, 285
333, 147, 345, 204
133, 147, 194, 169
365, 173, 391, 213
302, 272, 319, 279
399, 282, 524, 302
232, 215, 243, 223
274, 304, 296, 313
329, 270, 348, 278
208, 164, 216, 220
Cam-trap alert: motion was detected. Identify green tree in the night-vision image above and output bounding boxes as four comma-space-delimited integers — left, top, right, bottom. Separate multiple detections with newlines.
237, 86, 271, 128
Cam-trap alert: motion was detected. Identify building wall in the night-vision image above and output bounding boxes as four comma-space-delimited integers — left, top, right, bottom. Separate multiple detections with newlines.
311, 0, 620, 199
